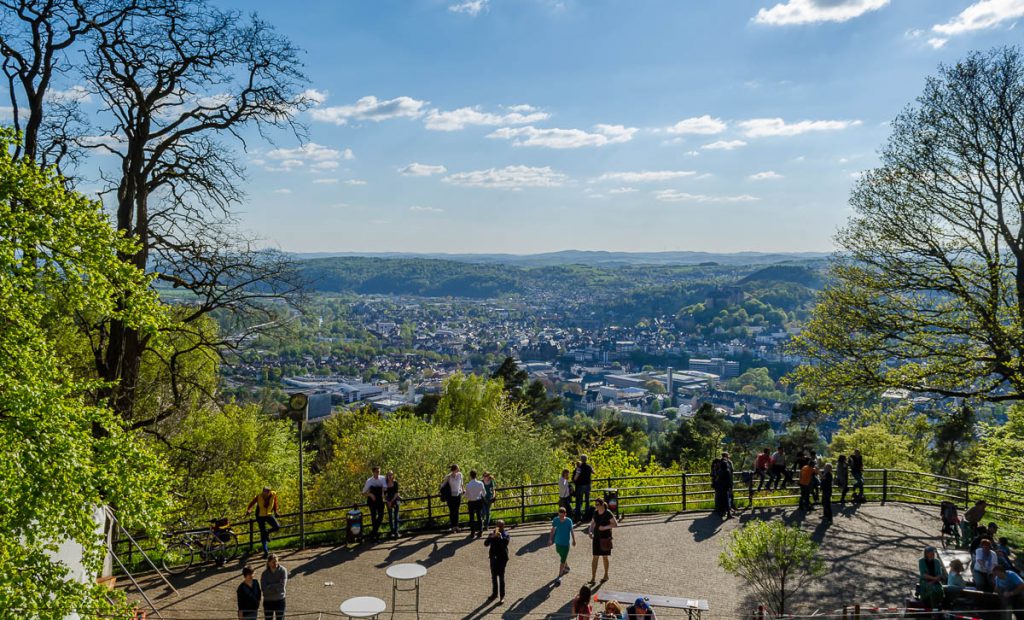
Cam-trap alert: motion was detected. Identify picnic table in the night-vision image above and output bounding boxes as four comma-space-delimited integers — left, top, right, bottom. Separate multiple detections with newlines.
597, 590, 710, 620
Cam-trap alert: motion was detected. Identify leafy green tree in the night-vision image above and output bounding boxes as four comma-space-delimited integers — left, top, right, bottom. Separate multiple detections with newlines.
728, 421, 773, 470
933, 404, 976, 476
0, 129, 171, 617
791, 48, 1024, 406
434, 372, 506, 432
654, 403, 729, 468
492, 357, 527, 394
719, 520, 826, 617
964, 404, 1024, 501
161, 403, 300, 520
829, 424, 929, 471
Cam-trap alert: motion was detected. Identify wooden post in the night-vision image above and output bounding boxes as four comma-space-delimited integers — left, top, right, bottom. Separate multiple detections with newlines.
881, 469, 888, 505
748, 470, 755, 509
842, 606, 848, 620
854, 604, 860, 620
248, 519, 255, 553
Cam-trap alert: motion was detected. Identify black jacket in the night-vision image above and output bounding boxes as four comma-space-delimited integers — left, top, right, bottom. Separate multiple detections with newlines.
237, 580, 262, 611
485, 531, 510, 562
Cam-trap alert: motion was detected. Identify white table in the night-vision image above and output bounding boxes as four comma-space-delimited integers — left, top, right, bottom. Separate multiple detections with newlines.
340, 596, 386, 619
386, 563, 428, 618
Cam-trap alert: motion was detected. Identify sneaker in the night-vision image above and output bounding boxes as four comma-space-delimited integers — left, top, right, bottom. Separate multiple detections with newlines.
565, 566, 570, 573
555, 578, 562, 586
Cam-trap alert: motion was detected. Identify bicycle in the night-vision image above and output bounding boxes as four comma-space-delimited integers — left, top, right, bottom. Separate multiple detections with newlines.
161, 517, 240, 575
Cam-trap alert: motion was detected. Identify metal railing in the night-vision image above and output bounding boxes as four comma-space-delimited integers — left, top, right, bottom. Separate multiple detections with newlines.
113, 468, 1024, 570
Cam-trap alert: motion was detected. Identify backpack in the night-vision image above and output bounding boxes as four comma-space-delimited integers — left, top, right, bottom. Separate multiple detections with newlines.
941, 501, 959, 525
439, 478, 452, 501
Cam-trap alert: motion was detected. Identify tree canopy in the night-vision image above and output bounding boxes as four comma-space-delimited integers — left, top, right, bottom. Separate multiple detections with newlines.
792, 47, 1024, 405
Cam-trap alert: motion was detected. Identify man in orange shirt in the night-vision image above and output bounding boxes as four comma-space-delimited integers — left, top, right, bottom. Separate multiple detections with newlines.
246, 486, 281, 558
798, 462, 816, 511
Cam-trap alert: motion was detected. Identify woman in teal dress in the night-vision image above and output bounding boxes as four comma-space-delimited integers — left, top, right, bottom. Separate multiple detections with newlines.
918, 546, 946, 610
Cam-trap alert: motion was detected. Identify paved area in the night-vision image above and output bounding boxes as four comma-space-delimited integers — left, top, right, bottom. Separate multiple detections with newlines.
132, 503, 940, 619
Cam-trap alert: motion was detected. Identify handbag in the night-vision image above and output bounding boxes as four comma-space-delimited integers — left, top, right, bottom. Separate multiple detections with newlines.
599, 536, 613, 552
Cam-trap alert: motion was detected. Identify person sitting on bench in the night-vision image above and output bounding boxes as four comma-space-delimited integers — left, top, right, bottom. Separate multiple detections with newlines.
626, 597, 657, 619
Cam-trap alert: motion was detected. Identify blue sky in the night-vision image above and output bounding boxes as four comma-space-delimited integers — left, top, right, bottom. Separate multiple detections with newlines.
19, 0, 1024, 254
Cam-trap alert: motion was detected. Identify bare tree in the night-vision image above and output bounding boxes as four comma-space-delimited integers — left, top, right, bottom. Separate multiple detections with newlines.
791, 47, 1024, 405
78, 0, 312, 424
0, 0, 138, 168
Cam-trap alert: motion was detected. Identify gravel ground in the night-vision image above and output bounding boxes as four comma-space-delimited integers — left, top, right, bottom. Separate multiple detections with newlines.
130, 503, 939, 620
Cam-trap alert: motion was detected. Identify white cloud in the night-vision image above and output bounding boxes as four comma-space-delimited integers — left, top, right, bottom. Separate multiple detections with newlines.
754, 0, 890, 25
739, 118, 862, 137
929, 0, 1024, 47
749, 171, 784, 181
48, 85, 93, 103
400, 163, 448, 176
313, 178, 339, 184
424, 105, 549, 131
263, 142, 347, 172
310, 95, 427, 125
342, 148, 355, 160
272, 188, 292, 194
443, 165, 567, 189
344, 179, 367, 186
449, 0, 487, 15
609, 187, 639, 194
410, 205, 444, 213
654, 190, 759, 203
685, 150, 700, 157
666, 115, 727, 135
301, 89, 328, 105
594, 170, 698, 183
488, 124, 637, 148
702, 139, 747, 150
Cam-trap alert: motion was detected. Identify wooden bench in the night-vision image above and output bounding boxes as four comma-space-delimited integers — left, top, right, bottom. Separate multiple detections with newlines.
597, 590, 710, 620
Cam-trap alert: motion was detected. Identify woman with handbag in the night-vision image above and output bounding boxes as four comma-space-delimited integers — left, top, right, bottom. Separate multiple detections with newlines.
441, 464, 465, 533
588, 497, 618, 584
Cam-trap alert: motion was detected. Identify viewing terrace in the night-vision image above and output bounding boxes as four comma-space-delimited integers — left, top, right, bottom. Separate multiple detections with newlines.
124, 469, 1023, 618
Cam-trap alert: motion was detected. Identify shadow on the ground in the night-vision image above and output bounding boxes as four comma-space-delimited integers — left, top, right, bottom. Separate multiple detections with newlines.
688, 511, 725, 542
374, 532, 444, 568
501, 579, 559, 619
515, 531, 550, 557
421, 534, 477, 568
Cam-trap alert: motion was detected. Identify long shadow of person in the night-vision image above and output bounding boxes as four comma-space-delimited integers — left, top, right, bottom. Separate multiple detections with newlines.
688, 512, 724, 542
515, 532, 549, 557
374, 532, 443, 568
501, 581, 556, 620
421, 535, 475, 568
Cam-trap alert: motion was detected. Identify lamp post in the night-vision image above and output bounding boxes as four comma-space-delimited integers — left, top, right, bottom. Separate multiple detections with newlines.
287, 392, 309, 549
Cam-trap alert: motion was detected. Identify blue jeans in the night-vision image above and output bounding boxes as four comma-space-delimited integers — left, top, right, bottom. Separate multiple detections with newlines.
481, 499, 492, 530
255, 515, 280, 554
852, 472, 864, 498
387, 502, 400, 536
574, 484, 591, 519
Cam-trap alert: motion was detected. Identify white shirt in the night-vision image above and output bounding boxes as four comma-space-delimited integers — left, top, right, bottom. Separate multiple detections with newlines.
975, 548, 997, 573
558, 477, 571, 498
362, 475, 386, 495
465, 478, 486, 501
446, 472, 464, 496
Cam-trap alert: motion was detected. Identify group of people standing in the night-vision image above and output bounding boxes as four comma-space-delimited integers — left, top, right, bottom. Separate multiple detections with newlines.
235, 554, 288, 620
439, 464, 496, 536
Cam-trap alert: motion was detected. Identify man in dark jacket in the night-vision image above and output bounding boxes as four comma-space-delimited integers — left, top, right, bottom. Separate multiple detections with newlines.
484, 520, 510, 604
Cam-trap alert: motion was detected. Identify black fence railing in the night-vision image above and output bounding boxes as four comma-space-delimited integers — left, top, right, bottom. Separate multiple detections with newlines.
113, 468, 1024, 571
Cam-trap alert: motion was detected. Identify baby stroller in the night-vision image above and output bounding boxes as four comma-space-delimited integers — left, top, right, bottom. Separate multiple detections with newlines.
940, 501, 961, 549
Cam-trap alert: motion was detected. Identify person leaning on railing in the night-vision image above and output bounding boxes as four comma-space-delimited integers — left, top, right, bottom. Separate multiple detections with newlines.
245, 486, 281, 559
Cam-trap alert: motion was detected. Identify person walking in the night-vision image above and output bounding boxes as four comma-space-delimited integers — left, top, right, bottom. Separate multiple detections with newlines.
484, 519, 510, 604
820, 463, 834, 525
588, 497, 618, 583
549, 506, 576, 585
481, 471, 496, 531
466, 470, 486, 537
441, 464, 465, 533
236, 565, 261, 620
558, 468, 573, 513
574, 455, 594, 522
384, 470, 401, 539
260, 554, 287, 620
361, 465, 387, 541
836, 454, 849, 503
850, 448, 865, 502
244, 486, 280, 558
573, 584, 594, 620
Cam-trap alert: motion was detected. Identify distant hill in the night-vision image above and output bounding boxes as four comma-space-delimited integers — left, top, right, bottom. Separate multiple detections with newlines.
295, 250, 831, 267
739, 265, 824, 288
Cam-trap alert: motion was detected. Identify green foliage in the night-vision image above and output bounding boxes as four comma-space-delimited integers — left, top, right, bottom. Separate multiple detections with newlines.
433, 371, 506, 432
654, 403, 729, 469
551, 411, 651, 460
0, 129, 171, 617
160, 403, 300, 520
829, 419, 929, 471
964, 404, 1024, 501
719, 520, 826, 617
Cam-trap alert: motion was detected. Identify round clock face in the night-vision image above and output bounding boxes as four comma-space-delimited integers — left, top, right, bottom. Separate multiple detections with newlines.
289, 393, 308, 411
